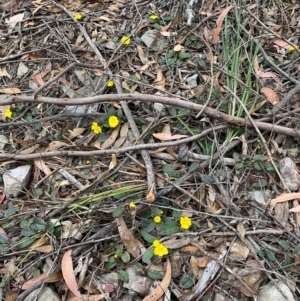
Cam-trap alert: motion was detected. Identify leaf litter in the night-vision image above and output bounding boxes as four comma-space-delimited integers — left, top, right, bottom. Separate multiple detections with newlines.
1, 0, 300, 300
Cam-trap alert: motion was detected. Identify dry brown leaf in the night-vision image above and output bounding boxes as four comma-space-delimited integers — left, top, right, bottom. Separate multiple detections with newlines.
34, 158, 52, 175
34, 245, 53, 253
153, 133, 188, 141
153, 69, 165, 90
101, 125, 120, 150
237, 221, 246, 238
142, 259, 171, 301
61, 249, 82, 298
29, 236, 48, 250
270, 193, 300, 204
137, 45, 149, 65
69, 128, 86, 140
261, 87, 279, 104
273, 39, 290, 49
212, 5, 233, 43
174, 44, 184, 52
0, 67, 11, 79
19, 145, 40, 154
109, 154, 117, 170
0, 87, 21, 94
67, 294, 106, 301
22, 270, 63, 290
198, 256, 210, 268
32, 73, 44, 86
45, 141, 68, 151
146, 184, 156, 203
253, 57, 279, 80
116, 216, 140, 258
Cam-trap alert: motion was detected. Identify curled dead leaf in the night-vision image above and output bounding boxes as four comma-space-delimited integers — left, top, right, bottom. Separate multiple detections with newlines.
261, 87, 279, 105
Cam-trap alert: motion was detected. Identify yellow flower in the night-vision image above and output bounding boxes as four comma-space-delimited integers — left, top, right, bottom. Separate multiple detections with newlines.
107, 80, 114, 88
86, 160, 91, 164
91, 122, 102, 134
153, 216, 161, 223
180, 216, 192, 230
288, 45, 297, 52
5, 106, 12, 119
153, 240, 168, 257
121, 35, 131, 46
129, 201, 136, 209
149, 14, 159, 20
74, 13, 83, 20
114, 254, 118, 259
108, 115, 119, 128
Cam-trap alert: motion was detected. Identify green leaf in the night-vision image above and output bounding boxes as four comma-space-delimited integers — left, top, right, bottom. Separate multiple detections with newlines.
258, 250, 265, 258
13, 237, 36, 249
20, 220, 29, 228
32, 269, 40, 278
279, 240, 289, 250
266, 250, 276, 261
252, 155, 265, 161
179, 51, 190, 60
115, 245, 124, 256
166, 50, 174, 58
234, 162, 244, 170
106, 261, 116, 270
152, 23, 161, 30
142, 248, 154, 263
121, 251, 131, 263
31, 218, 47, 231
140, 229, 157, 243
163, 165, 180, 178
5, 206, 18, 218
21, 229, 37, 237
112, 207, 124, 218
181, 273, 196, 289
158, 220, 179, 235
147, 270, 163, 280
253, 179, 268, 188
0, 243, 8, 252
118, 270, 129, 283
0, 234, 8, 244
295, 243, 300, 255
150, 206, 162, 216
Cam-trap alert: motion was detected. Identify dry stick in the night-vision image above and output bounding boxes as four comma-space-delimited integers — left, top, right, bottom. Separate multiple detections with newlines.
2, 93, 300, 137
224, 86, 290, 191
158, 138, 241, 198
33, 62, 77, 99
55, 2, 155, 195
0, 125, 227, 161
115, 79, 156, 198
273, 83, 300, 114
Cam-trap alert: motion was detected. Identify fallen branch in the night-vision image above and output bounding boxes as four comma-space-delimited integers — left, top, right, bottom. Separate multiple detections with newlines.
1, 93, 299, 137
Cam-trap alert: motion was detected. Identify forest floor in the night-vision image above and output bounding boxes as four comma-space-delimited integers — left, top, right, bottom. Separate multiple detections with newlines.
1, 0, 300, 300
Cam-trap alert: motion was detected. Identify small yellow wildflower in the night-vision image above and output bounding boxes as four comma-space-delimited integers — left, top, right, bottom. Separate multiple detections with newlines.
114, 254, 118, 259
149, 14, 159, 20
107, 80, 114, 88
129, 201, 136, 209
288, 45, 297, 53
121, 35, 131, 46
180, 216, 192, 230
74, 13, 83, 20
86, 160, 91, 164
5, 106, 12, 119
91, 122, 102, 134
153, 216, 161, 223
153, 240, 168, 257
108, 115, 119, 128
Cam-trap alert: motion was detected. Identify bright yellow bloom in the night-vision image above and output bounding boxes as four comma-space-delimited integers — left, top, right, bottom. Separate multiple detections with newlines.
153, 216, 161, 223
5, 106, 12, 119
91, 122, 102, 134
129, 201, 136, 209
86, 160, 91, 164
180, 216, 192, 230
108, 115, 119, 128
74, 13, 83, 20
114, 254, 118, 259
107, 80, 114, 88
288, 45, 298, 52
153, 240, 168, 257
149, 14, 159, 20
121, 35, 131, 46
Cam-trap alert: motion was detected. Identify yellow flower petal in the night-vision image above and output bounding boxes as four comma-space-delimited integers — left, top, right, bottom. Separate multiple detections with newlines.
74, 13, 83, 20
153, 216, 161, 223
149, 14, 159, 20
5, 107, 12, 119
180, 216, 192, 230
91, 122, 102, 134
129, 201, 136, 209
108, 115, 119, 128
121, 35, 131, 46
107, 80, 114, 88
